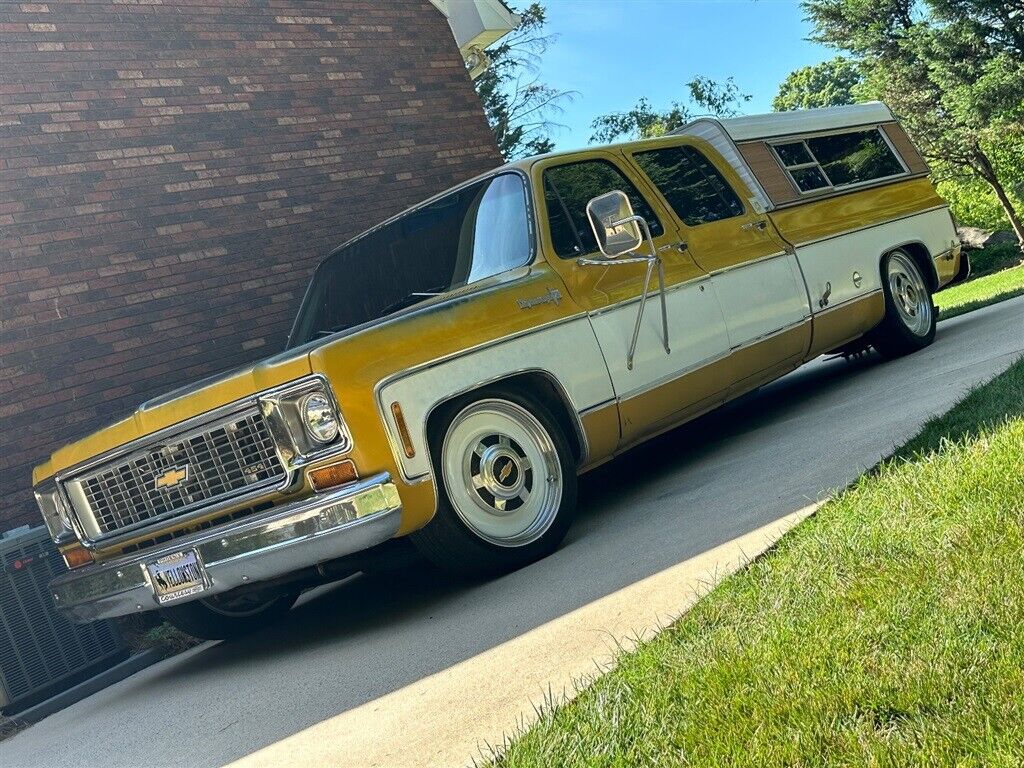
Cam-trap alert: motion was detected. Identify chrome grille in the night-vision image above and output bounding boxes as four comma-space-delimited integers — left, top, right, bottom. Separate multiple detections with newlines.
68, 409, 285, 537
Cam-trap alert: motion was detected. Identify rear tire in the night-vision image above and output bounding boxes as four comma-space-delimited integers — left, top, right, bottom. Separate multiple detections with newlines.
161, 587, 299, 640
869, 248, 936, 359
410, 386, 577, 579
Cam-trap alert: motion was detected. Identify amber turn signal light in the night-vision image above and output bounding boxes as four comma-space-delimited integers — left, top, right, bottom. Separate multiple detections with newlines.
62, 545, 94, 569
391, 401, 415, 458
307, 459, 358, 491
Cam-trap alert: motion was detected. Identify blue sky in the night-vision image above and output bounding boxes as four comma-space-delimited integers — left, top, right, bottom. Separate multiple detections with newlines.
536, 0, 836, 149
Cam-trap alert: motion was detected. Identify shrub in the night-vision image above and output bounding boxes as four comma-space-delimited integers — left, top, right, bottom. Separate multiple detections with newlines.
970, 243, 1023, 277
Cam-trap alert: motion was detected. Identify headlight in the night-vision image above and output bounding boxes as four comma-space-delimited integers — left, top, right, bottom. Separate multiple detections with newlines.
259, 377, 350, 466
300, 392, 340, 444
34, 485, 75, 545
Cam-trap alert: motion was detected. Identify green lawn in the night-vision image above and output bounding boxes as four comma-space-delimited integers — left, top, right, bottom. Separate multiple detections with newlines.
936, 263, 1024, 320
492, 357, 1024, 767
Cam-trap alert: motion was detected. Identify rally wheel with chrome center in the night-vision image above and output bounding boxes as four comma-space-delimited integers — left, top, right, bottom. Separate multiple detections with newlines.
411, 387, 577, 577
870, 247, 936, 358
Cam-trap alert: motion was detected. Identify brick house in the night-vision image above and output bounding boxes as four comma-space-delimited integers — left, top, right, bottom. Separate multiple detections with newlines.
0, 1, 516, 533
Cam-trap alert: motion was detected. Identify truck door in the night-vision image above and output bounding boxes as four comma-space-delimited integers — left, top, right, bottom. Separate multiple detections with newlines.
623, 138, 812, 386
535, 151, 731, 445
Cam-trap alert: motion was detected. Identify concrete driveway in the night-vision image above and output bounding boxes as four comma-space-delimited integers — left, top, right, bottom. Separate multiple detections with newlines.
4, 296, 1023, 768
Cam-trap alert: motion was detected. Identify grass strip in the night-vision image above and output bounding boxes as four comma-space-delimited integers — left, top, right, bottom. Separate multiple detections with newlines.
936, 264, 1024, 320
492, 355, 1024, 767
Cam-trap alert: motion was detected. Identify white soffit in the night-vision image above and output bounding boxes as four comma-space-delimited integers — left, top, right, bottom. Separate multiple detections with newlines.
429, 0, 521, 55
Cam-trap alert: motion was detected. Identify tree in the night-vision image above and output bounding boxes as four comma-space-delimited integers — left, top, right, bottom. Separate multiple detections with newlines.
472, 3, 573, 159
803, 0, 1024, 248
772, 57, 864, 111
589, 77, 751, 143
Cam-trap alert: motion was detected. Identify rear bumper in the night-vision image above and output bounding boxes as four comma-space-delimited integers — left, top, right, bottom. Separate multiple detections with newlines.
50, 473, 402, 622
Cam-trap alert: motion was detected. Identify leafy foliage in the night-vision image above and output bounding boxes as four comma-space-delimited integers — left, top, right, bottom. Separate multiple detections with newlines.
589, 77, 751, 144
803, 0, 1024, 248
472, 3, 573, 159
772, 56, 864, 111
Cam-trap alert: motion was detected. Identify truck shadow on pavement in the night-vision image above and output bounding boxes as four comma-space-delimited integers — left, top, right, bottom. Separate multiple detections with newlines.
150, 351, 884, 694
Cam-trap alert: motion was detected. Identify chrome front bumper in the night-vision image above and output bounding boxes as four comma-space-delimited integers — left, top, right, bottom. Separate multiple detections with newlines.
51, 473, 402, 622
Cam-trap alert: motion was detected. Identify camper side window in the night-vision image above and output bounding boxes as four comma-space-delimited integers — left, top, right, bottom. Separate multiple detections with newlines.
773, 128, 907, 193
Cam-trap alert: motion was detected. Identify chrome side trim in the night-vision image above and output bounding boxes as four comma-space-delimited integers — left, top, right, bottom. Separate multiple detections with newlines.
813, 288, 883, 317
585, 250, 790, 320
613, 318, 809, 404
587, 275, 711, 318
789, 204, 948, 249
287, 167, 540, 348
372, 314, 593, 483
51, 473, 402, 622
707, 250, 788, 277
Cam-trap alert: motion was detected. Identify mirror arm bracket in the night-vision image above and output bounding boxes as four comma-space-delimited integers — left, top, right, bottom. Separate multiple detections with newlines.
577, 216, 671, 371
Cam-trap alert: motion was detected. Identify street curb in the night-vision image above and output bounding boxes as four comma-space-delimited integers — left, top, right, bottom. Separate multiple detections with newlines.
13, 647, 169, 725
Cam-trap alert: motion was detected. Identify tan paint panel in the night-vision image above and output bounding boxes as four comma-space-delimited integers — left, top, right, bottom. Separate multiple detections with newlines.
770, 178, 945, 248
619, 323, 810, 445
807, 291, 886, 358
736, 140, 800, 206
580, 403, 620, 468
934, 247, 962, 288
882, 122, 929, 175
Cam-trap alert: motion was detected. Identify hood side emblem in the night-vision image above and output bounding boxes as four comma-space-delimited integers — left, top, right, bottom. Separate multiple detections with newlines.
517, 287, 562, 310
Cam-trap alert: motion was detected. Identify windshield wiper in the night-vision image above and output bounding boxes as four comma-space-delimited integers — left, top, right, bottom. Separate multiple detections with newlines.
315, 286, 446, 338
376, 286, 446, 318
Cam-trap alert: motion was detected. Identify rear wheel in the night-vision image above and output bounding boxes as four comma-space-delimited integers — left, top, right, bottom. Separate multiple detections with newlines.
410, 387, 577, 578
161, 587, 299, 640
870, 248, 936, 358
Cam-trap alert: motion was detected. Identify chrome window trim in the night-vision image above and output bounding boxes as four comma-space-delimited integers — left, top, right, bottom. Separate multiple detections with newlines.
768, 125, 910, 197
790, 204, 949, 250
287, 167, 539, 349
540, 156, 666, 260
54, 374, 351, 550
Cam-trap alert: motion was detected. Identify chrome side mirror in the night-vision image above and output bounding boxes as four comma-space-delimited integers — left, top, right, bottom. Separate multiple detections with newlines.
586, 190, 643, 258
578, 189, 670, 371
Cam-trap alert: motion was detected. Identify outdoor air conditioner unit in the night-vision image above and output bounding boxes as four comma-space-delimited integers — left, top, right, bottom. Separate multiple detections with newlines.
0, 526, 127, 714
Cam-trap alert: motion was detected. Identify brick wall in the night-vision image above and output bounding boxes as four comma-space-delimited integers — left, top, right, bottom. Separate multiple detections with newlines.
0, 1, 502, 532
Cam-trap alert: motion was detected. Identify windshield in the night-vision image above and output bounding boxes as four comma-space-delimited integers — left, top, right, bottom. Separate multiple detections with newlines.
287, 173, 531, 348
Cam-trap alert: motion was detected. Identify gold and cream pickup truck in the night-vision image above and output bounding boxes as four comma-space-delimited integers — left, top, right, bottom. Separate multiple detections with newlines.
34, 103, 966, 638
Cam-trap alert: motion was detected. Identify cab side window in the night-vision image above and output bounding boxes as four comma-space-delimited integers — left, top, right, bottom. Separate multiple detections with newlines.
633, 145, 745, 226
543, 159, 663, 259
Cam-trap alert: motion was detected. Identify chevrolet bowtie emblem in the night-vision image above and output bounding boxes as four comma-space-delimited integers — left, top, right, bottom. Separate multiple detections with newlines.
154, 465, 189, 490
498, 459, 514, 483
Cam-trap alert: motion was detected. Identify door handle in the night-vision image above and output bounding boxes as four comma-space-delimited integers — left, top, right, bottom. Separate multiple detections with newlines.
657, 240, 687, 254
740, 219, 768, 232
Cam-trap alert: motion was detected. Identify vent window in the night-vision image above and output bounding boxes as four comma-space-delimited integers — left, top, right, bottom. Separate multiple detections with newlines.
773, 128, 906, 194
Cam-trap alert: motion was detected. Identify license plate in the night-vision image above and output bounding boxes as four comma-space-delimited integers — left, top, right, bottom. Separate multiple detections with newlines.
147, 550, 207, 604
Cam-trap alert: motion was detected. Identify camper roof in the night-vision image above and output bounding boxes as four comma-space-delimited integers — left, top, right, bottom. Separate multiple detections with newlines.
695, 102, 896, 142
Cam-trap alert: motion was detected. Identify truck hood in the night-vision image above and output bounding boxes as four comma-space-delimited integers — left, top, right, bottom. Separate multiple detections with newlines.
32, 277, 501, 486
32, 347, 313, 485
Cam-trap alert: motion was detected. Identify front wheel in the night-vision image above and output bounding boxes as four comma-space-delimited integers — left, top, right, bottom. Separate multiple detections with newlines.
410, 388, 577, 578
161, 587, 299, 640
869, 248, 936, 358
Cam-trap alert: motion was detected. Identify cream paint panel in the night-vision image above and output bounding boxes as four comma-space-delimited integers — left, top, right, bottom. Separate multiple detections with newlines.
709, 253, 811, 348
796, 207, 955, 312
377, 316, 615, 480
590, 276, 730, 401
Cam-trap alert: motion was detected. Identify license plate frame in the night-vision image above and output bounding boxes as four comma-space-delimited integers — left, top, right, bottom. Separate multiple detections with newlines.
146, 549, 208, 604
